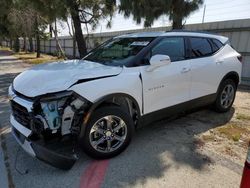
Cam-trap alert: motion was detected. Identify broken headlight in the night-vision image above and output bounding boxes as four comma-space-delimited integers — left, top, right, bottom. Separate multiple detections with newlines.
39, 91, 87, 135
40, 99, 67, 130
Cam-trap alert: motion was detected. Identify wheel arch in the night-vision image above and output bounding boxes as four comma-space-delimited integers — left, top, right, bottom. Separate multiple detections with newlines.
83, 93, 141, 128
221, 71, 239, 85
215, 71, 239, 99
213, 73, 238, 112
218, 71, 239, 92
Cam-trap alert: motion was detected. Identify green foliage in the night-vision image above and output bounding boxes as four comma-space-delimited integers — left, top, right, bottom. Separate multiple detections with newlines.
66, 0, 117, 57
27, 0, 68, 22
119, 0, 203, 28
0, 0, 14, 37
0, 0, 116, 57
72, 0, 117, 30
28, 0, 117, 31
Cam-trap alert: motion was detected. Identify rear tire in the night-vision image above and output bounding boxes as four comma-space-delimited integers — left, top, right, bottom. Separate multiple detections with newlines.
80, 106, 134, 159
213, 79, 237, 112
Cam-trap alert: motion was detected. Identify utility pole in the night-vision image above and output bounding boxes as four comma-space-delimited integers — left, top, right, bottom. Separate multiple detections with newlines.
202, 4, 206, 23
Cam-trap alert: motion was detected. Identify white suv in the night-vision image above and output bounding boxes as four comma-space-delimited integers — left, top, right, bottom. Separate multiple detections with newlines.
9, 31, 242, 169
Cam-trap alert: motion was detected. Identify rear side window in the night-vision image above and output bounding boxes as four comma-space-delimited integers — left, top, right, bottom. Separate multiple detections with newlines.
151, 37, 185, 61
189, 37, 213, 58
211, 39, 223, 52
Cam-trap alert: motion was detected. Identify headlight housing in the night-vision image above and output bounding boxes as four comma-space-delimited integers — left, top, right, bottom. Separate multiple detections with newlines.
39, 91, 73, 102
38, 91, 89, 131
8, 84, 16, 101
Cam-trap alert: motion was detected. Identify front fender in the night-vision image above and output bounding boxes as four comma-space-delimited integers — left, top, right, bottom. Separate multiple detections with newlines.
69, 70, 143, 115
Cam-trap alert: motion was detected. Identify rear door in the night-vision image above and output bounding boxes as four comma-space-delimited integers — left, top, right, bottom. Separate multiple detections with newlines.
140, 37, 191, 114
188, 37, 222, 100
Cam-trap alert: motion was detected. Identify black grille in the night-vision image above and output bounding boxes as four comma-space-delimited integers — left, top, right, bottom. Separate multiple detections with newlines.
11, 100, 31, 129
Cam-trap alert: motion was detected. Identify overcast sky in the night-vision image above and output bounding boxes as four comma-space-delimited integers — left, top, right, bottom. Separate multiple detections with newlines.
57, 0, 250, 36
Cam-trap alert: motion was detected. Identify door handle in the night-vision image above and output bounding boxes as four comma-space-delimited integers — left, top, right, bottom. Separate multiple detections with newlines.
216, 59, 224, 64
181, 67, 191, 73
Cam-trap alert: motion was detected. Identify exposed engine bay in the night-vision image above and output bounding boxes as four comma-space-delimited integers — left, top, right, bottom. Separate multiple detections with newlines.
32, 92, 88, 137
10, 90, 91, 170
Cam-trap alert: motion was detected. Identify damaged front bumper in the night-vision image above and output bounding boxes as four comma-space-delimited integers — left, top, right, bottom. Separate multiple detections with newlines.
11, 115, 77, 170
8, 86, 90, 170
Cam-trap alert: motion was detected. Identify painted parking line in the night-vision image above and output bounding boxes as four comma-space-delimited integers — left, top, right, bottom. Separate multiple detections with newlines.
80, 160, 109, 188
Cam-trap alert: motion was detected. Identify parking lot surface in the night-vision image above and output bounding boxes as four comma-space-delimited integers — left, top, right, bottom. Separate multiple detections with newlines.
0, 51, 245, 188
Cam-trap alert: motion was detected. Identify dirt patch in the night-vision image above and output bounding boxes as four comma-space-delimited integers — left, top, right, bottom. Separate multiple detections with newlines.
197, 88, 250, 165
14, 52, 63, 64
0, 47, 12, 51
217, 123, 250, 142
236, 113, 250, 121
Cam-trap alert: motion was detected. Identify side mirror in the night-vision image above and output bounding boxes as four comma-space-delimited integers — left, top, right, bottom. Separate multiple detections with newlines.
146, 55, 171, 72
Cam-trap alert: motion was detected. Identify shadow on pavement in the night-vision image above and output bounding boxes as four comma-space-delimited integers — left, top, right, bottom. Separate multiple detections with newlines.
0, 50, 13, 56
101, 106, 235, 187
0, 58, 21, 62
0, 73, 19, 125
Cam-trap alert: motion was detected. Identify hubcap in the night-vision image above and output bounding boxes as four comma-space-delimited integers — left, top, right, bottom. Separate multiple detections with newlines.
89, 115, 127, 153
105, 131, 112, 137
220, 84, 235, 108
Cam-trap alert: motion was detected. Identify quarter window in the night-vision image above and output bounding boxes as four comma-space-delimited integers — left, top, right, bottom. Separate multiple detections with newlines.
189, 37, 213, 58
211, 39, 223, 52
151, 37, 185, 62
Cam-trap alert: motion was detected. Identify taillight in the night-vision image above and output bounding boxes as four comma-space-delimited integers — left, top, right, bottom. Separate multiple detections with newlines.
237, 55, 243, 63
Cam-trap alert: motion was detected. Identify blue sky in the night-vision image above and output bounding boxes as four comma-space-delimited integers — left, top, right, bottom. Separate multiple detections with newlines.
58, 0, 250, 36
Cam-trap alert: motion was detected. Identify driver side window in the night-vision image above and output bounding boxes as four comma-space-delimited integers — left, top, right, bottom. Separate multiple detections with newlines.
150, 37, 185, 62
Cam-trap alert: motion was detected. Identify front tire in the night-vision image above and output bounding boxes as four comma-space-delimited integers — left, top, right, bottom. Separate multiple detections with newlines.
214, 79, 237, 112
80, 106, 134, 159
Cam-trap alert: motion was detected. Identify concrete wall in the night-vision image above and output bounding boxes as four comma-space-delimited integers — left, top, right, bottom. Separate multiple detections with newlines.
2, 19, 250, 84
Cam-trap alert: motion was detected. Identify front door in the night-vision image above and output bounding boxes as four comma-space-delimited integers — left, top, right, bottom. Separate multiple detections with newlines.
140, 37, 191, 114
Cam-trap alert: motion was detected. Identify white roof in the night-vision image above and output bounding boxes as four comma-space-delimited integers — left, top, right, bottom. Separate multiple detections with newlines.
117, 31, 228, 44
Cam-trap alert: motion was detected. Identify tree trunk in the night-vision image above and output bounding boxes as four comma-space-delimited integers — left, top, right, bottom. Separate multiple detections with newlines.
54, 20, 58, 51
172, 1, 183, 29
49, 24, 53, 38
23, 37, 27, 52
172, 16, 182, 29
73, 35, 76, 58
71, 17, 76, 58
10, 39, 13, 49
29, 37, 33, 52
35, 15, 40, 58
36, 34, 40, 58
69, 0, 87, 58
14, 37, 20, 52
52, 20, 66, 59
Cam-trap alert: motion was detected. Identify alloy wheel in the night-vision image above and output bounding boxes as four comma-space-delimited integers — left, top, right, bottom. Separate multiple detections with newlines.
89, 115, 127, 153
220, 84, 235, 108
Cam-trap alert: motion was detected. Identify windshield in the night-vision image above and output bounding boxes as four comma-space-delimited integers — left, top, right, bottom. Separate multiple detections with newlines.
84, 37, 155, 67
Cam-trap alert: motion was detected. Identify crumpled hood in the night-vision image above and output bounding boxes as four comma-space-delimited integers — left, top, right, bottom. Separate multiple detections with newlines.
13, 59, 122, 97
